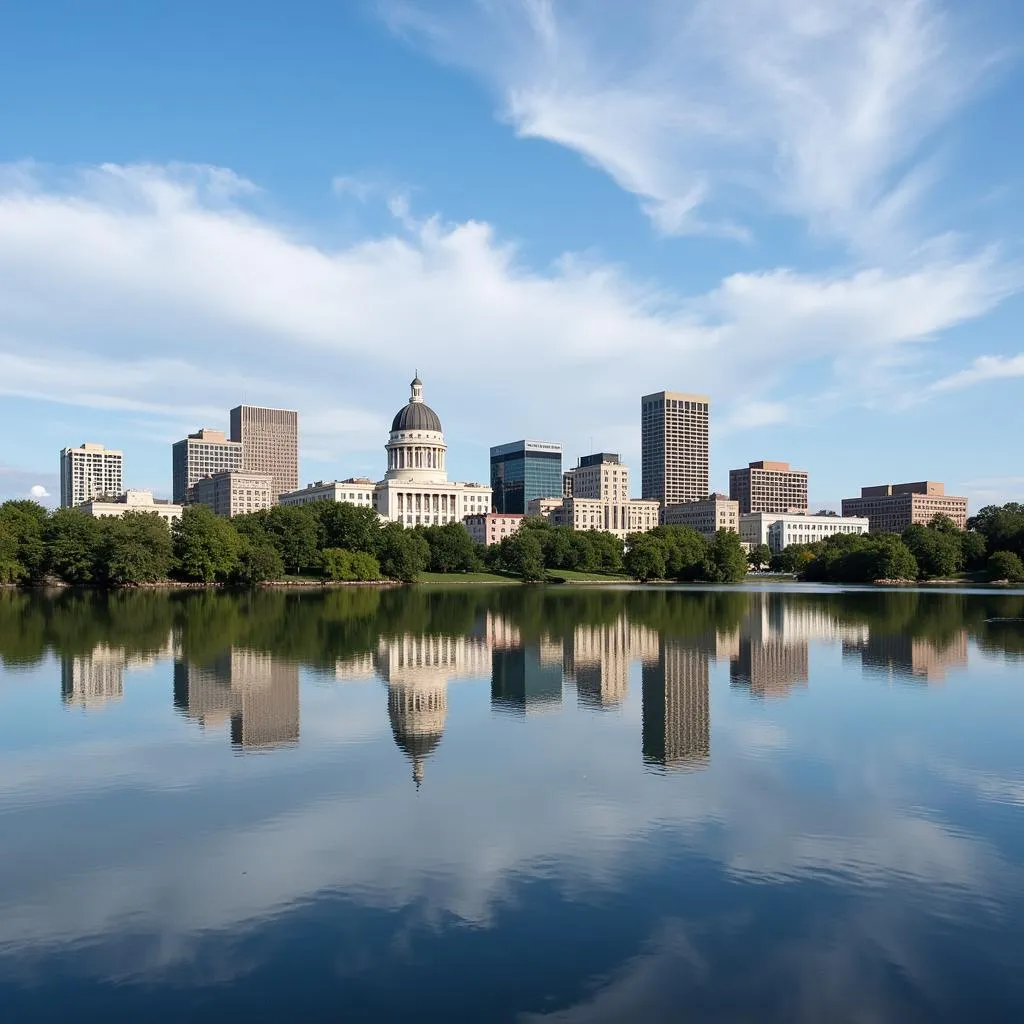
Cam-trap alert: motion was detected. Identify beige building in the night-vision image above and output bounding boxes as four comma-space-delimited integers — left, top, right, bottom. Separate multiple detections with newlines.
739, 511, 869, 553
729, 460, 808, 514
642, 639, 711, 769
561, 496, 660, 537
81, 489, 183, 525
563, 452, 630, 502
841, 481, 968, 532
641, 391, 710, 506
172, 428, 243, 504
464, 512, 524, 545
190, 470, 275, 517
372, 376, 491, 526
60, 443, 123, 508
526, 497, 564, 520
662, 494, 739, 538
230, 404, 299, 500
279, 478, 376, 508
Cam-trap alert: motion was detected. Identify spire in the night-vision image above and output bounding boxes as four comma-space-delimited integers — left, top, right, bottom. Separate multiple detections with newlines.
410, 373, 424, 404
413, 756, 424, 790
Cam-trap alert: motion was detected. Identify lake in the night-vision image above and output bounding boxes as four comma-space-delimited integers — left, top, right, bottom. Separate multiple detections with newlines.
1, 584, 1023, 1022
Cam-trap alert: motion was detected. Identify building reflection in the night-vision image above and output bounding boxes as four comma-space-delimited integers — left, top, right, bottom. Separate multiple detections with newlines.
843, 631, 969, 682
566, 620, 660, 709
641, 638, 712, 770
174, 648, 300, 750
61, 638, 173, 710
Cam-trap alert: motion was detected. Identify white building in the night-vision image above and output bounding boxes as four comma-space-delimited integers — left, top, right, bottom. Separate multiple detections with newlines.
371, 376, 491, 527
60, 443, 123, 508
280, 478, 376, 509
739, 512, 870, 553
80, 489, 183, 525
662, 494, 739, 538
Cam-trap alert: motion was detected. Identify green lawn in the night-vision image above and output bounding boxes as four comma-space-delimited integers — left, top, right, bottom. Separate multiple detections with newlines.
545, 569, 631, 583
418, 571, 519, 584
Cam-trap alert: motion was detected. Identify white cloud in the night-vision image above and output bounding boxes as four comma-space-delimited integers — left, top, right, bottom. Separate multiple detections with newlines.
383, 0, 1000, 250
929, 353, 1024, 393
28, 485, 49, 499
0, 161, 1015, 479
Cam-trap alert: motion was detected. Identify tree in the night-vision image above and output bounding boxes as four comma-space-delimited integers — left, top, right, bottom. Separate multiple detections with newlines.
96, 512, 173, 585
0, 500, 48, 582
0, 520, 23, 584
377, 523, 429, 582
321, 547, 382, 581
771, 544, 815, 574
624, 533, 666, 581
234, 538, 284, 585
173, 505, 241, 582
45, 508, 102, 583
502, 530, 546, 581
987, 550, 1024, 583
747, 543, 772, 572
902, 523, 962, 579
960, 530, 987, 572
969, 504, 1024, 558
262, 505, 320, 575
706, 530, 748, 583
315, 502, 382, 555
420, 522, 478, 573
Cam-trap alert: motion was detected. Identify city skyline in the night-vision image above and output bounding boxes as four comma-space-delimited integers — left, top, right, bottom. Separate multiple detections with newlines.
2, 3, 1023, 511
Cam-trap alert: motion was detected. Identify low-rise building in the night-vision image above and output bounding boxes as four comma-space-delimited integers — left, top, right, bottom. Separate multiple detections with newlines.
464, 512, 524, 546
729, 460, 808, 514
526, 497, 565, 521
841, 481, 968, 532
662, 494, 739, 538
279, 478, 376, 508
80, 489, 183, 525
562, 497, 660, 538
740, 512, 869, 553
190, 470, 275, 518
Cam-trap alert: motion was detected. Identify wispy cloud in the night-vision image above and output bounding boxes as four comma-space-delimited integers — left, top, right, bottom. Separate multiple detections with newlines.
383, 0, 1001, 250
929, 353, 1024, 393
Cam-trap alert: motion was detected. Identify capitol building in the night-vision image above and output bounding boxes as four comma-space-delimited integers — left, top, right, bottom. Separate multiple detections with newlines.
373, 375, 491, 526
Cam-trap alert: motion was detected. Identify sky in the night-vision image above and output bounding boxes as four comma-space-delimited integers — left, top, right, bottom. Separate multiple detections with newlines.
1, 0, 1022, 510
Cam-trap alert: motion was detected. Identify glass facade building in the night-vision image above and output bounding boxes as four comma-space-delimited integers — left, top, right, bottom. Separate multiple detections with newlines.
490, 440, 563, 514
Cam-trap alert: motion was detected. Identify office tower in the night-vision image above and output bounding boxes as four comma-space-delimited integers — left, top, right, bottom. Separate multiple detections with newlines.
841, 481, 968, 532
729, 460, 808, 514
490, 439, 563, 514
172, 428, 243, 503
229, 404, 299, 500
641, 639, 711, 769
641, 391, 710, 506
59, 443, 123, 507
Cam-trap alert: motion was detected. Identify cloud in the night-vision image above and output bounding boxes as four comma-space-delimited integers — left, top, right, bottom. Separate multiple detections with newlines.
383, 0, 1000, 250
0, 465, 59, 504
28, 485, 49, 499
0, 161, 1015, 479
928, 353, 1024, 393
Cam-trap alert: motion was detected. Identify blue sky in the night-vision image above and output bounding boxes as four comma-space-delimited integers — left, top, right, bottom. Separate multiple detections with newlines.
1, 0, 1022, 509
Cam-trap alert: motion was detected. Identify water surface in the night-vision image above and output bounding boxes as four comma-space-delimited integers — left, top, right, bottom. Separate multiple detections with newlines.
1, 584, 1023, 1022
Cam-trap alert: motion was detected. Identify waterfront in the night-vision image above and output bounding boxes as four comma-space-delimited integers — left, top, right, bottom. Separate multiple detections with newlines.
1, 585, 1023, 1022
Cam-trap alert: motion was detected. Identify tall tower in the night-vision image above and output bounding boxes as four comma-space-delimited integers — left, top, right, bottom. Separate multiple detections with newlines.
641, 391, 710, 506
229, 405, 299, 501
60, 443, 124, 507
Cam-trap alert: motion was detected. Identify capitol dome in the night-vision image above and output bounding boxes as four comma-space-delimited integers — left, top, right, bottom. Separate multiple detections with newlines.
391, 375, 442, 433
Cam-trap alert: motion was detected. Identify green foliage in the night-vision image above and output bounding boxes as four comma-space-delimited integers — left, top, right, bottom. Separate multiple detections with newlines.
173, 505, 241, 583
623, 533, 666, 581
377, 522, 429, 582
706, 530, 749, 583
0, 520, 23, 584
960, 530, 988, 571
260, 505, 321, 575
770, 544, 815, 574
419, 522, 479, 573
45, 508, 102, 584
902, 522, 963, 579
321, 547, 382, 582
747, 544, 772, 571
987, 550, 1024, 583
969, 504, 1024, 559
96, 512, 173, 586
0, 500, 48, 582
801, 532, 918, 583
234, 538, 284, 585
498, 530, 546, 581
315, 502, 382, 555
648, 525, 709, 581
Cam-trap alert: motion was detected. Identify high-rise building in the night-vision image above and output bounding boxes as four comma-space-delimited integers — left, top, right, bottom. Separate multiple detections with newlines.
229, 405, 299, 500
172, 428, 243, 504
729, 460, 808, 514
841, 481, 968, 532
641, 391, 710, 506
59, 443, 123, 507
641, 639, 711, 769
490, 440, 563, 514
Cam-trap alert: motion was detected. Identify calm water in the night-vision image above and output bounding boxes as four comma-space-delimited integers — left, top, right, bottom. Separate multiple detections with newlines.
1, 584, 1023, 1023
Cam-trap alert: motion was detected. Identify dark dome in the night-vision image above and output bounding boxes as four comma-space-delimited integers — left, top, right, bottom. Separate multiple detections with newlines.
391, 402, 442, 432
391, 728, 443, 762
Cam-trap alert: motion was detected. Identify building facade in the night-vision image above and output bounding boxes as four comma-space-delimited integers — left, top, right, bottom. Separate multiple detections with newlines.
172, 428, 243, 504
464, 512, 524, 546
279, 478, 376, 508
80, 489, 183, 525
229, 405, 299, 501
563, 453, 630, 502
60, 443, 123, 508
490, 440, 562, 514
372, 376, 491, 527
739, 512, 869, 553
641, 391, 710, 506
729, 460, 808, 514
526, 497, 565, 521
662, 494, 739, 538
190, 470, 275, 518
841, 482, 968, 532
561, 496, 660, 537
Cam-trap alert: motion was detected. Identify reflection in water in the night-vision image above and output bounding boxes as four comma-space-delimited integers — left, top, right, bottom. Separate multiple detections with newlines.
3, 586, 1024, 1021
